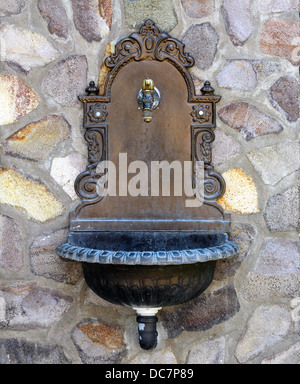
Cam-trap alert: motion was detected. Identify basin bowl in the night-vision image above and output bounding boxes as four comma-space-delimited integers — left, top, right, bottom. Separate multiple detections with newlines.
58, 231, 237, 350
58, 232, 237, 308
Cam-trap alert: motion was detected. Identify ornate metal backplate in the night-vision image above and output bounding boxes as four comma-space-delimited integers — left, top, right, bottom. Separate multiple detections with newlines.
71, 20, 230, 233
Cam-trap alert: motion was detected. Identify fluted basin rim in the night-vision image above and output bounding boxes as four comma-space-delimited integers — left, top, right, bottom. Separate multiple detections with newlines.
58, 238, 238, 266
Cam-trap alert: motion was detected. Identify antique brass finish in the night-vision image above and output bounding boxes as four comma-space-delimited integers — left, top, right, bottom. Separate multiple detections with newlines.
137, 78, 160, 123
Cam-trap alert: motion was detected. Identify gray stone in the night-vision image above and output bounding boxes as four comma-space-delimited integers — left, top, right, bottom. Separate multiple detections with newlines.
30, 229, 82, 284
42, 55, 88, 107
50, 153, 87, 200
0, 339, 70, 364
187, 337, 225, 364
214, 223, 256, 280
263, 186, 300, 232
235, 305, 291, 363
0, 0, 25, 16
255, 239, 300, 277
71, 318, 127, 364
242, 239, 300, 301
216, 60, 258, 91
247, 141, 300, 185
161, 285, 240, 338
0, 215, 24, 272
262, 342, 300, 364
268, 76, 300, 122
260, 0, 300, 13
212, 129, 240, 166
0, 24, 60, 73
129, 348, 177, 364
218, 102, 284, 141
38, 0, 69, 39
72, 0, 111, 42
0, 282, 73, 330
222, 0, 253, 46
182, 23, 219, 70
123, 0, 177, 32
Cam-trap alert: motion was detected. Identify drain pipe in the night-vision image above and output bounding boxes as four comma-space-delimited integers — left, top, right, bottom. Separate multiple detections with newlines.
133, 308, 162, 350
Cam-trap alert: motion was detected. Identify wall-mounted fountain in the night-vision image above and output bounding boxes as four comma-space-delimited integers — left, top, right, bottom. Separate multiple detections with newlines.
58, 20, 238, 350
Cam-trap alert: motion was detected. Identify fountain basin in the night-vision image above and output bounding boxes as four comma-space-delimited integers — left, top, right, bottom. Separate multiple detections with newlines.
58, 232, 237, 308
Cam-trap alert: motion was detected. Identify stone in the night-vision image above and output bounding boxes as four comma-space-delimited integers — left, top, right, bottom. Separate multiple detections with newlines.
71, 0, 111, 42
0, 339, 71, 364
250, 60, 281, 78
161, 285, 240, 338
216, 60, 258, 91
217, 168, 259, 215
242, 239, 300, 301
30, 229, 82, 284
214, 223, 257, 280
0, 74, 39, 126
262, 342, 300, 364
182, 23, 219, 70
247, 141, 300, 186
0, 24, 60, 73
212, 129, 240, 166
72, 318, 127, 364
0, 215, 23, 272
37, 0, 69, 39
123, 0, 177, 32
42, 55, 88, 107
99, 0, 113, 29
0, 168, 65, 223
129, 348, 177, 364
181, 0, 215, 19
218, 102, 284, 141
2, 115, 71, 162
187, 337, 225, 364
98, 43, 114, 95
0, 0, 26, 16
268, 76, 300, 122
0, 282, 73, 330
260, 20, 300, 66
260, 0, 299, 13
235, 305, 291, 363
256, 238, 300, 276
222, 0, 253, 46
50, 153, 87, 200
263, 186, 300, 232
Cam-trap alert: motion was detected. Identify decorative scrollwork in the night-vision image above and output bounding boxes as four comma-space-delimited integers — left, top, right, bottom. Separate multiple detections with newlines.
204, 166, 226, 200
104, 20, 194, 76
156, 38, 195, 67
75, 127, 107, 201
195, 128, 215, 165
192, 127, 225, 200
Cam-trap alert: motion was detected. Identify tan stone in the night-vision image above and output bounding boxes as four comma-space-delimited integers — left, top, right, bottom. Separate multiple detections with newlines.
260, 20, 300, 66
98, 43, 113, 95
218, 168, 259, 214
0, 168, 64, 222
79, 323, 125, 350
3, 115, 70, 161
0, 74, 39, 126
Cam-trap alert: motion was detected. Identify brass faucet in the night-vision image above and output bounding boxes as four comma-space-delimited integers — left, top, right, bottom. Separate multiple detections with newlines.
138, 79, 160, 123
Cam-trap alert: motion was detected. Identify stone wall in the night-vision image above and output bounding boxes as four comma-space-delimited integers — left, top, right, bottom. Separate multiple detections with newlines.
0, 0, 299, 364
